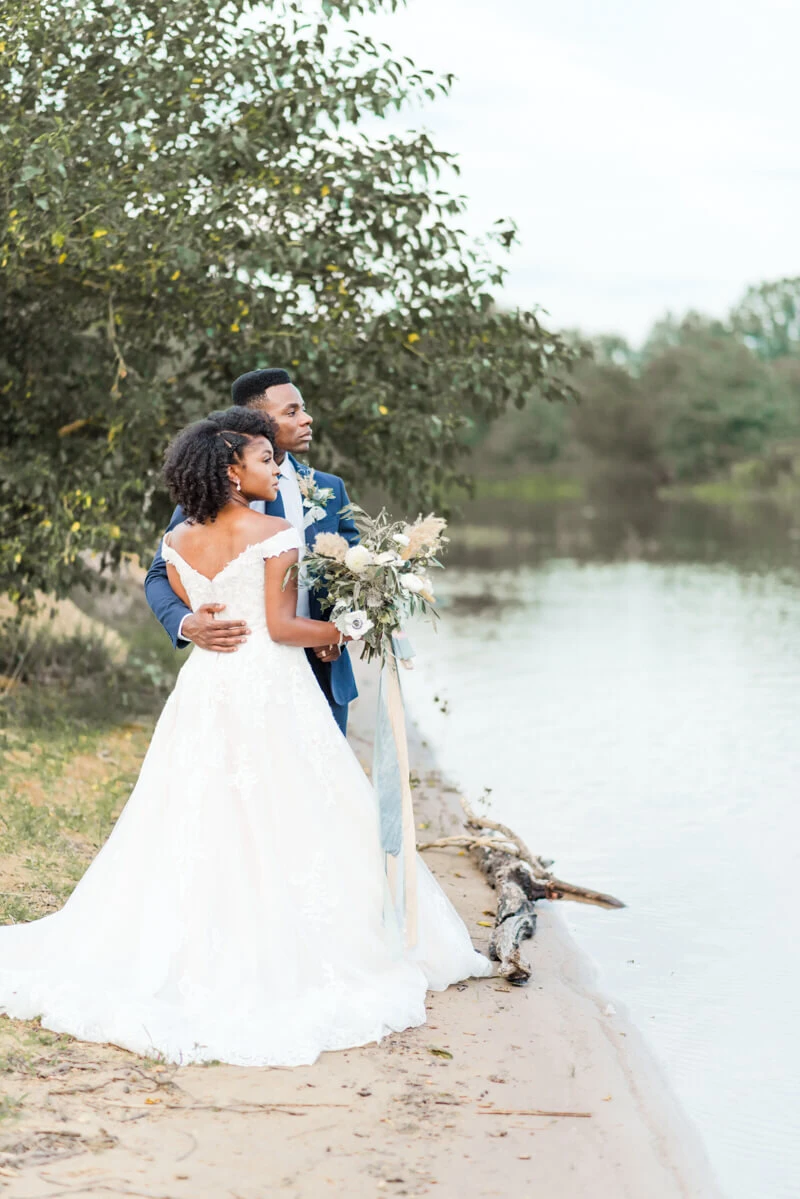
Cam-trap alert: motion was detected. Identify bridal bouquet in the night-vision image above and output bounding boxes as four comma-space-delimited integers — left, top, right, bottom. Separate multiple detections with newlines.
294, 507, 447, 662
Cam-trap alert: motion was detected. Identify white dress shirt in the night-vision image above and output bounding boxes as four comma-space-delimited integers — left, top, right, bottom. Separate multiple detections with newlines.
272, 456, 310, 618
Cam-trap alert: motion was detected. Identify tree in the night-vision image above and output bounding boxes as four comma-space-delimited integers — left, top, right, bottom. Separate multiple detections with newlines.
641, 324, 781, 480
571, 362, 665, 486
729, 277, 800, 362
590, 333, 639, 372
469, 391, 570, 471
0, 0, 575, 608
640, 311, 730, 366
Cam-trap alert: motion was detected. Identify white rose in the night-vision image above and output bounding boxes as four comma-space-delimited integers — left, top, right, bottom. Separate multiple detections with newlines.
399, 573, 424, 593
375, 550, 401, 565
344, 545, 374, 574
392, 533, 411, 546
333, 609, 375, 640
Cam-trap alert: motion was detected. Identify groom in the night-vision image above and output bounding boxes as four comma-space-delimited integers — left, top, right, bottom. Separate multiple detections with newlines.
144, 369, 359, 734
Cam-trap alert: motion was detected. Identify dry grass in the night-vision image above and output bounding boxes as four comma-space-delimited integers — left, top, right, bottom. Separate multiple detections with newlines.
1, 722, 152, 924
0, 607, 180, 1119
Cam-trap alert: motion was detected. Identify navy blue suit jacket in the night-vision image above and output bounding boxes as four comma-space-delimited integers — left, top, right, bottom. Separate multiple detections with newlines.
144, 458, 359, 707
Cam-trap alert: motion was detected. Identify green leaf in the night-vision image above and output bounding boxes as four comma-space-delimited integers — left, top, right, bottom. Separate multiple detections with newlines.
0, 0, 574, 607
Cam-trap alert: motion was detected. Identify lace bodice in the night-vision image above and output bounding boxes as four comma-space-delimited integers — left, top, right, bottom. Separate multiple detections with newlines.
161, 527, 303, 635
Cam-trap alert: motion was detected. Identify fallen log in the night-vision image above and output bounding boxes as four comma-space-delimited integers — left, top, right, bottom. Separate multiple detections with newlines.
418, 798, 625, 985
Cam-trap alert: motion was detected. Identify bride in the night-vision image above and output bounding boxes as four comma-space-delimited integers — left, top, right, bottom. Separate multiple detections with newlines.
0, 409, 491, 1067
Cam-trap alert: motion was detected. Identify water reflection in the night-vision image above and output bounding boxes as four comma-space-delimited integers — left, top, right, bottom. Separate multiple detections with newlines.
446, 494, 800, 576
402, 493, 800, 1199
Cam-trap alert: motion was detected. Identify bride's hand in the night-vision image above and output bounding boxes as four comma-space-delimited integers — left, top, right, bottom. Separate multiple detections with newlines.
314, 644, 342, 663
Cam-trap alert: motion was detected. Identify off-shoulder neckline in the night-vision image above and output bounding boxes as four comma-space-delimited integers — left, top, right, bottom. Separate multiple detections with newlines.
162, 527, 300, 583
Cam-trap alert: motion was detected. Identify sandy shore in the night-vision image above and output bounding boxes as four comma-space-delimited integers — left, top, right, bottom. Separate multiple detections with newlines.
1, 658, 719, 1198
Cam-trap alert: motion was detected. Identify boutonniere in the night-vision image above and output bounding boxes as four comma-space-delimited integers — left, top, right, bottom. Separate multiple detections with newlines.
297, 468, 335, 528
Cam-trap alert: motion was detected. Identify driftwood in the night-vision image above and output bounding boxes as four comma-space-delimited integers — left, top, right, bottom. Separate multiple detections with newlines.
418, 798, 624, 985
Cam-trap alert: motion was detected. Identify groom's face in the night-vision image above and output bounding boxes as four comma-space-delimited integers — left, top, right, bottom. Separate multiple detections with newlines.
251, 384, 313, 459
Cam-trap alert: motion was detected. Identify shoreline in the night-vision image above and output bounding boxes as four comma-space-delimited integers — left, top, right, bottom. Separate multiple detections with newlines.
348, 658, 721, 1198
0, 654, 720, 1198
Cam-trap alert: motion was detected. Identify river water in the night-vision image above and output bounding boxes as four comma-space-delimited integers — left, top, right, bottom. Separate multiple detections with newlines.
401, 494, 800, 1199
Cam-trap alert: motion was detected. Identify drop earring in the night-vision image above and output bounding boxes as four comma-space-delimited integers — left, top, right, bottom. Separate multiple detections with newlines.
235, 479, 242, 492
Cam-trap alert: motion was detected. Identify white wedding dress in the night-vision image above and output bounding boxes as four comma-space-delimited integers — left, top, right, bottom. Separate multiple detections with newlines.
0, 527, 491, 1067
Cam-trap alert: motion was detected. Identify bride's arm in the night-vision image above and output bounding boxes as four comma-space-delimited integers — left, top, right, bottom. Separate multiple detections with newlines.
265, 550, 343, 648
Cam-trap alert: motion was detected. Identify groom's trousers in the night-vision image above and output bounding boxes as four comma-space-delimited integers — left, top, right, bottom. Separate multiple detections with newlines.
305, 649, 348, 736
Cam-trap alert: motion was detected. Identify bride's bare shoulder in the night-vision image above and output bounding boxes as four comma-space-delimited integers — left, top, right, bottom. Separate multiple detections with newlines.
162, 520, 192, 551
240, 512, 292, 540
164, 513, 294, 565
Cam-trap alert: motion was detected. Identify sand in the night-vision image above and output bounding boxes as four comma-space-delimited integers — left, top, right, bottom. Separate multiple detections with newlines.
0, 658, 720, 1198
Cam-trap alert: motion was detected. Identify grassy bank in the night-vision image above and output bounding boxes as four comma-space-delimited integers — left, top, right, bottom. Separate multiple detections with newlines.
466, 474, 584, 502
0, 609, 181, 1122
1, 619, 179, 926
461, 465, 800, 510
661, 474, 800, 508
1, 718, 154, 925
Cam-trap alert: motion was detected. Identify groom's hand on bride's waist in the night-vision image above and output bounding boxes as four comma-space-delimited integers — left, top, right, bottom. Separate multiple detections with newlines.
182, 604, 250, 652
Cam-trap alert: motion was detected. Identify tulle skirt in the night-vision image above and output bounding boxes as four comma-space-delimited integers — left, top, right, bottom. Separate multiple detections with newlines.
0, 633, 491, 1066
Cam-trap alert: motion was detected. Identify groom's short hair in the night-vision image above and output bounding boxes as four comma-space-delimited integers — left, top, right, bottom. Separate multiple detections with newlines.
206, 405, 278, 444
231, 369, 291, 406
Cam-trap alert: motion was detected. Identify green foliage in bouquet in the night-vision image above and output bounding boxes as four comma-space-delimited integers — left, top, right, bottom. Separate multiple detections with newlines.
0, 0, 576, 611
293, 507, 446, 662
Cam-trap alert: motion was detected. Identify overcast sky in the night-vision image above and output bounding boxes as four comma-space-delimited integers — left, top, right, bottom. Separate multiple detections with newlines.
359, 0, 799, 344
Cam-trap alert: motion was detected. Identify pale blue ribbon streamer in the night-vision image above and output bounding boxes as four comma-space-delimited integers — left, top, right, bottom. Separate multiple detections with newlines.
372, 633, 416, 857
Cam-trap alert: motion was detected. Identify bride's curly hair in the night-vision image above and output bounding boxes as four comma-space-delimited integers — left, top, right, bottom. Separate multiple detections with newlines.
163, 407, 277, 524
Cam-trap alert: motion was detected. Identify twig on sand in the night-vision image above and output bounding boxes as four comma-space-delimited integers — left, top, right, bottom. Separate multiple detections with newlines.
47, 1075, 128, 1095
90, 1099, 349, 1115
29, 1188, 177, 1199
8, 1130, 84, 1139
418, 797, 625, 985
194, 1101, 350, 1110
477, 1107, 592, 1118
0, 1128, 117, 1173
175, 1130, 198, 1162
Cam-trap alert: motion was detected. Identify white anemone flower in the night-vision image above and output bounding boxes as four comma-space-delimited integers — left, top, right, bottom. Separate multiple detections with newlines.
334, 609, 374, 640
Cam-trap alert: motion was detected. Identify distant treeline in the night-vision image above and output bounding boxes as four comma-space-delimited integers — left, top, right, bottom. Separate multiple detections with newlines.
472, 277, 800, 491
